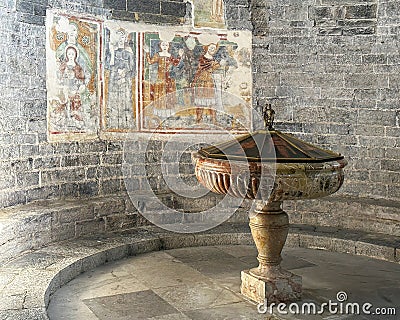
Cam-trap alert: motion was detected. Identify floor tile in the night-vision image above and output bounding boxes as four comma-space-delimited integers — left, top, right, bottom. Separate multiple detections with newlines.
83, 290, 179, 320
168, 246, 250, 278
153, 281, 243, 312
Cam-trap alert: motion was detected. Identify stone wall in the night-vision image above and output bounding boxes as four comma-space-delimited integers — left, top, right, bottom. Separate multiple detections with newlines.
253, 0, 400, 201
0, 0, 398, 214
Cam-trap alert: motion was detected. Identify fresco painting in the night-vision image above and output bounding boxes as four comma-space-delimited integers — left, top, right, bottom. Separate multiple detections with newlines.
103, 27, 137, 131
46, 12, 100, 139
46, 10, 252, 139
192, 0, 226, 29
141, 30, 252, 131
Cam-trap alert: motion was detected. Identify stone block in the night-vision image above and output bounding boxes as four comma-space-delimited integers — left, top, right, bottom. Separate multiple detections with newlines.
33, 156, 61, 169
345, 4, 377, 20
33, 4, 46, 16
105, 213, 141, 231
86, 167, 99, 179
102, 153, 122, 165
104, 0, 126, 11
58, 260, 83, 286
105, 244, 129, 262
329, 238, 356, 254
16, 0, 33, 14
355, 242, 396, 262
156, 233, 192, 250
107, 141, 123, 152
128, 238, 162, 255
342, 26, 376, 35
286, 233, 300, 247
59, 183, 80, 198
160, 1, 186, 17
127, 0, 160, 14
124, 177, 140, 192
16, 171, 39, 188
381, 159, 400, 172
93, 198, 125, 217
79, 141, 108, 153
322, 0, 376, 4
237, 232, 253, 245
26, 186, 58, 203
225, 5, 239, 20
313, 6, 334, 20
80, 251, 108, 272
386, 127, 400, 137
78, 181, 99, 196
41, 168, 80, 185
79, 154, 101, 166
75, 218, 105, 237
344, 73, 388, 89
101, 166, 122, 178
57, 205, 94, 224
299, 234, 331, 251
0, 190, 27, 208
61, 155, 80, 167
51, 223, 75, 242
101, 178, 122, 194
362, 53, 387, 64
241, 269, 302, 304
338, 19, 377, 28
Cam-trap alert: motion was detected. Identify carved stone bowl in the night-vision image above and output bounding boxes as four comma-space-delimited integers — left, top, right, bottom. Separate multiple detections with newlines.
192, 153, 347, 202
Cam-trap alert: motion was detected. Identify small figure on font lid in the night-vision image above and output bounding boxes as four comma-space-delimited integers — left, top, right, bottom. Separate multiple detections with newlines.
263, 103, 275, 130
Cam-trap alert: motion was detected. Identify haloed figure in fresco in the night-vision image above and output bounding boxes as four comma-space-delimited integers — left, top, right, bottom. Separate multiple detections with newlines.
54, 20, 95, 131
56, 21, 93, 80
58, 45, 90, 123
144, 40, 184, 110
106, 28, 136, 129
191, 43, 226, 124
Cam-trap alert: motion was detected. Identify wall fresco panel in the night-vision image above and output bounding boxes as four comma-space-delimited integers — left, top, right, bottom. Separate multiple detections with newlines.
140, 28, 252, 132
103, 26, 137, 132
46, 11, 101, 141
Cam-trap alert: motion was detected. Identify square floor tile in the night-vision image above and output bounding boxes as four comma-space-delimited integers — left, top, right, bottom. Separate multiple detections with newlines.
218, 245, 258, 259
153, 282, 242, 312
83, 290, 179, 320
168, 246, 250, 278
280, 253, 316, 271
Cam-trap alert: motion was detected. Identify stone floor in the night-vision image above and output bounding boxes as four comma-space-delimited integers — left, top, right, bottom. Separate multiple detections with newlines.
47, 245, 399, 320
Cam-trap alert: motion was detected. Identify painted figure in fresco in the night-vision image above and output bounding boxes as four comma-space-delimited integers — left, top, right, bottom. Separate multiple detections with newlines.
191, 43, 226, 124
58, 45, 89, 123
144, 41, 184, 109
56, 21, 93, 83
106, 28, 136, 129
212, 0, 224, 22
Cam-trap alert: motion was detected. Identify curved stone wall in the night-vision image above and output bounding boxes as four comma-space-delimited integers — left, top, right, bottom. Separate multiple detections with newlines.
0, 0, 398, 238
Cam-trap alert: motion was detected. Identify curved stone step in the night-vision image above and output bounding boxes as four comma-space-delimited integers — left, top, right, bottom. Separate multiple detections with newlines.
0, 223, 398, 319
